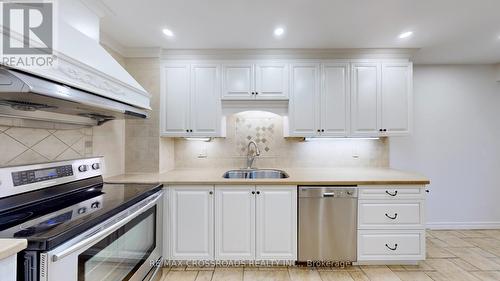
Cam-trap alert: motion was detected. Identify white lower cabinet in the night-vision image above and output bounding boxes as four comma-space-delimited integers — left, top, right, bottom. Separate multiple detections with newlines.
357, 186, 426, 263
214, 185, 297, 261
215, 186, 255, 260
0, 255, 17, 281
358, 230, 425, 261
256, 186, 297, 260
169, 185, 214, 260
358, 200, 425, 229
168, 185, 297, 262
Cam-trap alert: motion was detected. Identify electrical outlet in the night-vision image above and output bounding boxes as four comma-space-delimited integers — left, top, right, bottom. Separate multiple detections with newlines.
352, 144, 359, 159
197, 146, 208, 158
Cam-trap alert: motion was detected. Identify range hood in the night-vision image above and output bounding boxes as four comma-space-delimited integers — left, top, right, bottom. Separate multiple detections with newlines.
0, 17, 150, 126
0, 68, 147, 126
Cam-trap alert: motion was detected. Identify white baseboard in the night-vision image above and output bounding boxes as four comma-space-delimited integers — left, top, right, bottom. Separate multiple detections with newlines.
427, 221, 500, 230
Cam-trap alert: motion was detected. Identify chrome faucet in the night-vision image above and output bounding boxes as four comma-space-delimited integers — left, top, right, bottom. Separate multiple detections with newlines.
246, 140, 261, 169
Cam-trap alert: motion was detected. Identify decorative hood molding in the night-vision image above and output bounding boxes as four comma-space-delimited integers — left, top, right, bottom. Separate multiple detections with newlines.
2, 19, 151, 110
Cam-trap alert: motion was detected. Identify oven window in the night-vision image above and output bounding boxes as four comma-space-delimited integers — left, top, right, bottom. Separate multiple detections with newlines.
78, 206, 156, 281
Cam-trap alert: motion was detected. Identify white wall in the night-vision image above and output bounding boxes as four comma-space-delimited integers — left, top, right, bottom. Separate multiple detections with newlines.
93, 120, 125, 177
496, 64, 500, 82
390, 65, 500, 229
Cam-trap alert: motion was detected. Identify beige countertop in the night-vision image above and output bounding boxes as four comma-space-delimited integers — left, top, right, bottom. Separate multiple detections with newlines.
0, 239, 27, 260
105, 167, 430, 186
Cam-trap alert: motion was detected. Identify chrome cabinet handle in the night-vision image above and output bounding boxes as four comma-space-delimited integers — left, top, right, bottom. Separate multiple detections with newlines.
385, 190, 398, 196
323, 192, 334, 197
385, 213, 398, 220
385, 243, 398, 251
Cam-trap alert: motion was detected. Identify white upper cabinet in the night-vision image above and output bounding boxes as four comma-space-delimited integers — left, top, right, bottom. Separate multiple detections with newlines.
288, 63, 321, 136
161, 63, 221, 137
169, 186, 214, 261
256, 186, 297, 260
191, 64, 221, 136
215, 186, 255, 260
288, 62, 349, 137
222, 63, 255, 99
321, 63, 350, 136
381, 62, 412, 135
350, 62, 412, 137
161, 64, 190, 135
255, 63, 289, 99
351, 62, 381, 136
222, 62, 289, 100
161, 59, 412, 138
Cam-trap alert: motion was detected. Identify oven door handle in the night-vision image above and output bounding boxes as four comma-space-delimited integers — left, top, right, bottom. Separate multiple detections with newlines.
51, 190, 163, 262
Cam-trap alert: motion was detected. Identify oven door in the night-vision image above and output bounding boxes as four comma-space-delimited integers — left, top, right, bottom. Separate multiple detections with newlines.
43, 191, 163, 281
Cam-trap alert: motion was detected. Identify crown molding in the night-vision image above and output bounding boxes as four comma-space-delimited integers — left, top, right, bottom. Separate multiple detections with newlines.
159, 48, 419, 60
98, 37, 419, 61
100, 31, 127, 56
80, 0, 116, 18
99, 33, 161, 58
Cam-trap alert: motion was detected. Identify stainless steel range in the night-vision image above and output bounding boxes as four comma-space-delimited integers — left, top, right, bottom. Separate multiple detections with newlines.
0, 157, 163, 281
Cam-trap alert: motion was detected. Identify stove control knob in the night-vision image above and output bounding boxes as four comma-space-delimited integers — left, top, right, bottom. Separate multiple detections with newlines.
91, 163, 100, 170
77, 207, 87, 214
91, 202, 100, 209
78, 165, 88, 172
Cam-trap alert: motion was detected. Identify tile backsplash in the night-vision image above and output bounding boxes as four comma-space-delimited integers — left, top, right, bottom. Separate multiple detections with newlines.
234, 113, 280, 156
174, 111, 389, 169
0, 126, 92, 166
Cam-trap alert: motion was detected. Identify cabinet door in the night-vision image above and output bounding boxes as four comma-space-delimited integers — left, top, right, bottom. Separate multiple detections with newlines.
190, 64, 221, 136
255, 63, 289, 99
170, 186, 214, 260
222, 63, 254, 99
215, 186, 255, 260
256, 185, 297, 260
381, 63, 412, 136
161, 64, 190, 136
321, 63, 350, 136
288, 63, 321, 136
351, 63, 381, 136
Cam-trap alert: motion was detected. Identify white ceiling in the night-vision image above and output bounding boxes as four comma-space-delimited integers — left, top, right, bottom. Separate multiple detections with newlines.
97, 0, 500, 64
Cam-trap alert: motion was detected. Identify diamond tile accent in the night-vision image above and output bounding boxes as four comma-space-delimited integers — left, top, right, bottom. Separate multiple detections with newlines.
0, 133, 27, 165
0, 126, 94, 166
4, 127, 50, 147
54, 130, 84, 146
31, 135, 70, 160
56, 148, 81, 160
9, 150, 47, 166
71, 137, 86, 155
235, 113, 279, 156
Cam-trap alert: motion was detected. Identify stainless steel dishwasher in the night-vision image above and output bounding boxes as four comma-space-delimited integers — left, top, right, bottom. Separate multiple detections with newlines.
298, 186, 358, 262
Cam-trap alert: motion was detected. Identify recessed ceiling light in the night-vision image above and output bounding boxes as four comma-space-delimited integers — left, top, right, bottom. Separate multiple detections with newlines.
274, 27, 285, 37
162, 28, 174, 37
398, 31, 413, 39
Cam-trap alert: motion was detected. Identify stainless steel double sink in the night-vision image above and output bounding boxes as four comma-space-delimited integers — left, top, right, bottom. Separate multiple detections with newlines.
222, 169, 289, 179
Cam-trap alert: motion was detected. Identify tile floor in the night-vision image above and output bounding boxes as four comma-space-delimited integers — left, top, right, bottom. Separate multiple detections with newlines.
160, 229, 500, 281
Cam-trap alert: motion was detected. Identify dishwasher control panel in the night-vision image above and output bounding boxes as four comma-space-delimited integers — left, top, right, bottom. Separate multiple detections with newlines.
298, 186, 358, 198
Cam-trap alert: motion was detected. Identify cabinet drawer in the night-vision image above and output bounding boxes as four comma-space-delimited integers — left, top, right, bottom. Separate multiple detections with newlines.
357, 230, 425, 261
358, 186, 425, 200
358, 201, 424, 229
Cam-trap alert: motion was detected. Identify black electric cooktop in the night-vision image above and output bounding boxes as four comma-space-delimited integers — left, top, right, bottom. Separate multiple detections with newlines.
0, 176, 162, 251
